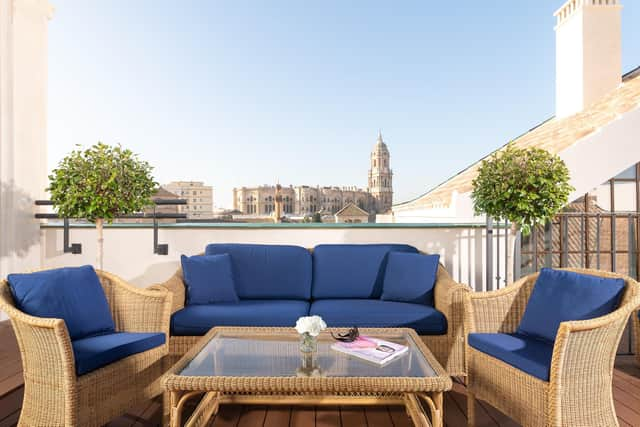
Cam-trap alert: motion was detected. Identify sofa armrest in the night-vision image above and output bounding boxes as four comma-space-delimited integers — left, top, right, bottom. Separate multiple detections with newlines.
433, 266, 470, 321
463, 275, 536, 334
150, 269, 185, 315
97, 270, 172, 339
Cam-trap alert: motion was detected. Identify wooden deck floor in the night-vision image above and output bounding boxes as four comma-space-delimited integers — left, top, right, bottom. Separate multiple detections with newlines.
2, 321, 640, 427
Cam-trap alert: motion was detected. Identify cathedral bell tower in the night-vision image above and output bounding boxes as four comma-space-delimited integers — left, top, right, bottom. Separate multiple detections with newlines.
368, 131, 393, 213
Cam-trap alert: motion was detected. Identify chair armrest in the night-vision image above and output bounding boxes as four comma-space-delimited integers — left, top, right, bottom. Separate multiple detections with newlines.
0, 283, 77, 401
149, 269, 185, 315
548, 291, 640, 424
464, 275, 536, 334
97, 270, 172, 337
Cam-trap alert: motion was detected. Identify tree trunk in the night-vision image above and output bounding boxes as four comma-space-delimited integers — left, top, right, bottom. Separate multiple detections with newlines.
95, 218, 104, 270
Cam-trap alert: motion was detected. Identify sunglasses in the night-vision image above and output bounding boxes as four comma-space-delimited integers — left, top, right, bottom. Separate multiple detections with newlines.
331, 326, 360, 343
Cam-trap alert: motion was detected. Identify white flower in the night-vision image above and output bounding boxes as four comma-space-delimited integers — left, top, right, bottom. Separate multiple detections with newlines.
295, 315, 327, 337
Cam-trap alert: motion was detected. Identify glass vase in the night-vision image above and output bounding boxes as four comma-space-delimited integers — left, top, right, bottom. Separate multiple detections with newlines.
299, 332, 317, 353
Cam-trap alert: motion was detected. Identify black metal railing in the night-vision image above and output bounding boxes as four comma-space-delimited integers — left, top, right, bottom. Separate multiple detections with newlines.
520, 212, 640, 281
34, 198, 188, 255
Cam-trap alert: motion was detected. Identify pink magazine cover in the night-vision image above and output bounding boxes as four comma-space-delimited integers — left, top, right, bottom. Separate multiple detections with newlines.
330, 336, 408, 365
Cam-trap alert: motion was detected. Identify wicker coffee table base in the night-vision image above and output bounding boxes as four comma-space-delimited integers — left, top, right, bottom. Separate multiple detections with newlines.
168, 392, 443, 427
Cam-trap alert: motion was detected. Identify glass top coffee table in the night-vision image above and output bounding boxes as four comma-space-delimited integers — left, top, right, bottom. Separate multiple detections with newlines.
162, 327, 452, 427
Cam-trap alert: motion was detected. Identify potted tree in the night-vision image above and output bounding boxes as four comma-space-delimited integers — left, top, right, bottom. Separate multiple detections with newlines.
471, 146, 573, 278
471, 146, 573, 236
47, 143, 157, 269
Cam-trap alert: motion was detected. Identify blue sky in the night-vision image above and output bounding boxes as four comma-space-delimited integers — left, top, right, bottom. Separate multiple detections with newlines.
48, 1, 640, 209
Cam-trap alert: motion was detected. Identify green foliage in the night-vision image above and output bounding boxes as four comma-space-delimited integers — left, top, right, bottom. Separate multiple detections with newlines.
312, 212, 323, 223
471, 146, 574, 235
47, 143, 157, 223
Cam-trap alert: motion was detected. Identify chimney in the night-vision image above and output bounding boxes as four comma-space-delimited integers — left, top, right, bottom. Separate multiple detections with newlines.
554, 0, 622, 118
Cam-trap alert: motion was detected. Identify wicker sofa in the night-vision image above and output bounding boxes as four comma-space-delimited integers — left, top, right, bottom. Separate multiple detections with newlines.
0, 267, 172, 427
155, 243, 470, 376
464, 268, 640, 427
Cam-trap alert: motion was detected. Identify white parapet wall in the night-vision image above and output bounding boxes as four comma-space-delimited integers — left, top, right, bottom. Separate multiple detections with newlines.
38, 223, 513, 292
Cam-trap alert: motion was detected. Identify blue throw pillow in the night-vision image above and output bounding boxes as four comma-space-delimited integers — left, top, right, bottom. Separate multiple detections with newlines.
381, 252, 440, 306
8, 265, 115, 340
517, 268, 625, 343
181, 254, 239, 305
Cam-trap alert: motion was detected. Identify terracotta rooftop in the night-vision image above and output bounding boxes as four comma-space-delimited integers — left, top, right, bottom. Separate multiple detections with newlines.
153, 187, 180, 199
394, 66, 640, 211
335, 202, 369, 216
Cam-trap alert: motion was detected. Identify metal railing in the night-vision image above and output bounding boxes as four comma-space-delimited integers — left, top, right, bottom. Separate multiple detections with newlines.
520, 212, 639, 281
34, 198, 188, 255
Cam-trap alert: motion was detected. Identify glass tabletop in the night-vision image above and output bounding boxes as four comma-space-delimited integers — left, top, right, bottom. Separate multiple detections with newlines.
178, 330, 437, 379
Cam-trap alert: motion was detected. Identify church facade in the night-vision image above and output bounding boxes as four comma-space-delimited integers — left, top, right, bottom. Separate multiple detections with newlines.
233, 132, 393, 216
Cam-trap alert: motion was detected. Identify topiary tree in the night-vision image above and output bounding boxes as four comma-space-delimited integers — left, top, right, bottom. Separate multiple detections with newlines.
471, 146, 574, 236
47, 143, 157, 269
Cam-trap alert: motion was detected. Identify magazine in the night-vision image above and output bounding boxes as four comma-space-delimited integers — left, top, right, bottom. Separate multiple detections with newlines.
331, 336, 408, 366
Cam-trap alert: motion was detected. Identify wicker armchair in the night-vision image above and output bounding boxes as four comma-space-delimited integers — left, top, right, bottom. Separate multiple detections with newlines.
464, 268, 640, 427
0, 269, 173, 427
154, 257, 470, 377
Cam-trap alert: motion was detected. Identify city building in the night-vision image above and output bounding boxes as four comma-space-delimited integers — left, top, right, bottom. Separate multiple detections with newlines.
334, 203, 369, 223
233, 132, 393, 217
163, 181, 213, 219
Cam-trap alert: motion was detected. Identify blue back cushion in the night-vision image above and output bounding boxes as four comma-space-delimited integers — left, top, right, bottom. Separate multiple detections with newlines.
517, 268, 626, 343
311, 244, 419, 299
381, 252, 440, 306
181, 254, 239, 305
205, 244, 312, 299
8, 266, 115, 340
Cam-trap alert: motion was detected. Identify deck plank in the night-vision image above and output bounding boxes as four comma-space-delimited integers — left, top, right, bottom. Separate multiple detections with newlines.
211, 404, 243, 427
387, 406, 413, 427
315, 406, 341, 427
364, 406, 394, 427
262, 406, 291, 427
449, 382, 498, 427
0, 387, 22, 422
443, 392, 467, 427
290, 406, 315, 427
340, 406, 367, 427
237, 406, 267, 427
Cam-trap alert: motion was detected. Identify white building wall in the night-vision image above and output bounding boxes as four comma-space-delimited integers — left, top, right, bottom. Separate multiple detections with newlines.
560, 106, 640, 201
0, 0, 53, 320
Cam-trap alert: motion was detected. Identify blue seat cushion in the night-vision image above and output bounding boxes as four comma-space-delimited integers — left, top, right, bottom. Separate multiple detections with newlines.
8, 266, 115, 340
468, 333, 554, 381
205, 244, 311, 300
309, 299, 447, 335
381, 252, 440, 306
72, 332, 166, 376
171, 300, 311, 336
181, 254, 239, 305
518, 268, 625, 343
311, 244, 419, 299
